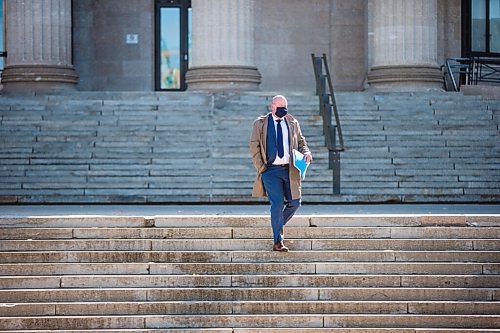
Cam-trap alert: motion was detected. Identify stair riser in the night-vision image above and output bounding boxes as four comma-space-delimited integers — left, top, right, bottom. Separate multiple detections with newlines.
1, 301, 499, 317
5, 226, 498, 240
2, 262, 495, 276
3, 227, 500, 240
0, 239, 498, 252
2, 275, 499, 289
2, 251, 498, 263
0, 315, 499, 330
1, 215, 498, 228
0, 288, 494, 302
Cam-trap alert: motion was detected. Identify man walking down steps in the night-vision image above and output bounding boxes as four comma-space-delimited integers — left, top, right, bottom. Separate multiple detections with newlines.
250, 95, 312, 252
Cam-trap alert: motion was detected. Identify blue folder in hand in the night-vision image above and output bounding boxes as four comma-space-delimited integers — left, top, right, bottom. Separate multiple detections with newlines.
292, 149, 310, 180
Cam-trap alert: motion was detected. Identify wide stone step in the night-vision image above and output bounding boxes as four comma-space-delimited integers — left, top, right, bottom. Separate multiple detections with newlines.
2, 227, 499, 240
1, 274, 499, 289
1, 250, 498, 264
0, 287, 496, 302
1, 261, 498, 276
145, 262, 500, 275
1, 215, 498, 228
1, 301, 499, 316
0, 238, 497, 251
0, 314, 499, 330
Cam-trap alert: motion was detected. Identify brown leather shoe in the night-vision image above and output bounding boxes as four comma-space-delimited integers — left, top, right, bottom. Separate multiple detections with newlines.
273, 241, 289, 252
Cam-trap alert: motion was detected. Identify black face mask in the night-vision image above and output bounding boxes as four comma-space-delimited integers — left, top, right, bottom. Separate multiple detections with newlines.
275, 107, 288, 118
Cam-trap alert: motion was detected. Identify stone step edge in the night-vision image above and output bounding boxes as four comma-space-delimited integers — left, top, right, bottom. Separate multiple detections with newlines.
1, 262, 499, 267
3, 227, 500, 240
2, 273, 499, 286
0, 329, 498, 333
2, 300, 496, 304
1, 287, 498, 292
0, 326, 493, 331
2, 273, 497, 277
2, 300, 498, 316
0, 314, 499, 319
2, 250, 499, 261
1, 300, 499, 316
0, 214, 498, 228
0, 314, 499, 329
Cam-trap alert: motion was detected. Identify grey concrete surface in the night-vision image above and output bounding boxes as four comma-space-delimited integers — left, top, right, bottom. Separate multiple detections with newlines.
0, 204, 498, 217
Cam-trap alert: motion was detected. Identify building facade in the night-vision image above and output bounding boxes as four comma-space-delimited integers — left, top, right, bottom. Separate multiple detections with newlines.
0, 0, 498, 93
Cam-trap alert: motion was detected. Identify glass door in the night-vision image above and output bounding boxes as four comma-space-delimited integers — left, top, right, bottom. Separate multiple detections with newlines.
491, 0, 500, 53
1, 0, 5, 71
471, 0, 487, 52
155, 0, 191, 91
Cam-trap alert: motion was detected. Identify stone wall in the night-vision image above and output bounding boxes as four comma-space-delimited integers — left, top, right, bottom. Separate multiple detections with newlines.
329, 0, 367, 91
438, 0, 462, 64
254, 0, 367, 92
73, 0, 154, 91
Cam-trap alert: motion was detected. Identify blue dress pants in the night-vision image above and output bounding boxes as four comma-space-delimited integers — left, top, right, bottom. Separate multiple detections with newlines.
261, 165, 301, 243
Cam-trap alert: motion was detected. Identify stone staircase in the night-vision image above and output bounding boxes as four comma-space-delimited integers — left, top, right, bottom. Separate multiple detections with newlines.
0, 91, 498, 203
0, 213, 499, 331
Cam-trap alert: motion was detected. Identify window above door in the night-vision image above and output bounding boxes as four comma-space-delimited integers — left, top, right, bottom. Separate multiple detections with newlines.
463, 0, 500, 57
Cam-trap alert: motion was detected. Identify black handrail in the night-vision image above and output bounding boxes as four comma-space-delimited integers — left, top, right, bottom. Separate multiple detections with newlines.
471, 57, 500, 85
311, 53, 344, 194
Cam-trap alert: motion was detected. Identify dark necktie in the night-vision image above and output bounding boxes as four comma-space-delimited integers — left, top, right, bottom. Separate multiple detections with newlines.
276, 119, 284, 158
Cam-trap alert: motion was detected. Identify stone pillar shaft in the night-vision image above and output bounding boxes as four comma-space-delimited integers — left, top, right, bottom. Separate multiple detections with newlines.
2, 0, 78, 91
368, 0, 443, 89
192, 0, 254, 66
186, 0, 260, 90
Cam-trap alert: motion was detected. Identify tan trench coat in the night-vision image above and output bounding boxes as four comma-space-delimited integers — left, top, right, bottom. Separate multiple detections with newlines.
249, 112, 311, 200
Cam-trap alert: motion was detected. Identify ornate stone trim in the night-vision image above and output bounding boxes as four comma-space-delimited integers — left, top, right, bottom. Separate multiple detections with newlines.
368, 65, 444, 88
1, 65, 78, 92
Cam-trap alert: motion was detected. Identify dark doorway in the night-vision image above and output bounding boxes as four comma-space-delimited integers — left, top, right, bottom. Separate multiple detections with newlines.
155, 0, 191, 91
0, 0, 5, 71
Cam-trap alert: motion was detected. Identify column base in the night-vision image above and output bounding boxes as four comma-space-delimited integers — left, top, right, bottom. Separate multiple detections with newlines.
186, 65, 261, 91
1, 65, 78, 92
368, 65, 444, 90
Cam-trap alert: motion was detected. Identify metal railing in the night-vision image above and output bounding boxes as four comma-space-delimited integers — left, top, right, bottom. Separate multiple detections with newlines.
471, 57, 500, 85
444, 56, 500, 91
311, 53, 344, 194
444, 57, 473, 92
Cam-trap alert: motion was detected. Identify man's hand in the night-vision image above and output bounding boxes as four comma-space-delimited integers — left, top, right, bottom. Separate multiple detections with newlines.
305, 153, 312, 164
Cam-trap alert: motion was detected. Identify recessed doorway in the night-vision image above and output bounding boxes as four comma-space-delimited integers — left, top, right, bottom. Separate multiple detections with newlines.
155, 0, 191, 91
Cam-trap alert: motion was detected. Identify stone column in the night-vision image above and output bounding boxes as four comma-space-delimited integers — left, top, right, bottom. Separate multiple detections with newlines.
186, 0, 261, 90
367, 0, 443, 89
2, 0, 78, 92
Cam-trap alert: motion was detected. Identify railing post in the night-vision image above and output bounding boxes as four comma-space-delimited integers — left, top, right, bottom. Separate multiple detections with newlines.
314, 57, 323, 95
446, 59, 459, 92
328, 126, 336, 169
332, 151, 341, 194
330, 126, 340, 194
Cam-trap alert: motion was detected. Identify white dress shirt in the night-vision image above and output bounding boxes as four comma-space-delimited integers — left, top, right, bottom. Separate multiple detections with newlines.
272, 115, 290, 165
